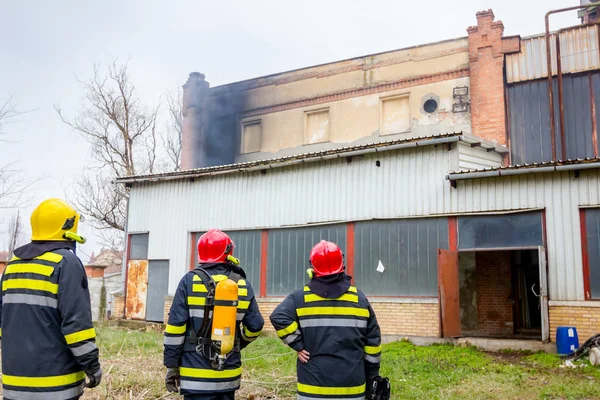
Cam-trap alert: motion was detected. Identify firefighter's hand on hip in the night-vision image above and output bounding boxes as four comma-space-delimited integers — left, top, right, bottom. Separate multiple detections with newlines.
165, 367, 180, 393
297, 349, 310, 363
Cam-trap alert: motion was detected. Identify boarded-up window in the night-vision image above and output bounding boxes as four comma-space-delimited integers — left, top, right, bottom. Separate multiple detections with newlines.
268, 224, 346, 295
381, 95, 410, 135
130, 233, 149, 260
241, 121, 261, 154
304, 109, 330, 144
354, 218, 448, 296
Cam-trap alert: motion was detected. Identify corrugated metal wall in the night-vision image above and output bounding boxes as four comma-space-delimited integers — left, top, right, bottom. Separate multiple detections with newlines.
128, 145, 600, 300
267, 224, 346, 296
507, 74, 599, 164
506, 26, 600, 83
354, 218, 447, 297
457, 142, 503, 171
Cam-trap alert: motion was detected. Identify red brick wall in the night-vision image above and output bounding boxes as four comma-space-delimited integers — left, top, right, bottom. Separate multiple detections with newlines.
475, 251, 514, 336
468, 10, 512, 146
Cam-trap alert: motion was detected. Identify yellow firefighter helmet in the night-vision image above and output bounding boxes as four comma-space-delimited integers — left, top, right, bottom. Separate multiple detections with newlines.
30, 198, 86, 244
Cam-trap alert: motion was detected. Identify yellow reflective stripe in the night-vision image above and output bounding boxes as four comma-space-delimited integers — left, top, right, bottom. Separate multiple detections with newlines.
304, 286, 310, 292
193, 275, 202, 282
298, 382, 365, 396
2, 279, 58, 294
180, 367, 242, 379
296, 307, 369, 318
0, 327, 2, 337
243, 325, 261, 338
188, 296, 207, 306
348, 286, 357, 293
165, 324, 187, 335
10, 256, 20, 261
36, 252, 63, 263
238, 279, 246, 286
213, 274, 228, 282
277, 321, 298, 338
238, 288, 248, 297
365, 345, 382, 354
2, 371, 86, 388
5, 263, 54, 277
192, 284, 207, 292
304, 293, 358, 303
238, 300, 250, 310
64, 328, 96, 345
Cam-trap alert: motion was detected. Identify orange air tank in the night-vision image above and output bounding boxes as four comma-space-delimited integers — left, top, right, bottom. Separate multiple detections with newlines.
211, 278, 239, 355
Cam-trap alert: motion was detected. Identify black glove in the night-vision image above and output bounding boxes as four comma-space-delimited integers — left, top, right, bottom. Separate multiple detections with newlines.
165, 367, 180, 393
85, 367, 103, 389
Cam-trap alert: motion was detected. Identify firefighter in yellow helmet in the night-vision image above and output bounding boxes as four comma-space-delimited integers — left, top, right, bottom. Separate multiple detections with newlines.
0, 198, 102, 399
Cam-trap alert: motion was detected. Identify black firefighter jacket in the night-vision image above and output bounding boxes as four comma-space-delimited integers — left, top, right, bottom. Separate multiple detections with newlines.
163, 263, 265, 396
0, 241, 101, 400
270, 273, 382, 400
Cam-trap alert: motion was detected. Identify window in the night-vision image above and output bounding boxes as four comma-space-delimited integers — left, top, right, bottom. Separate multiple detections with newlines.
129, 233, 149, 260
584, 208, 600, 299
193, 230, 261, 290
267, 224, 346, 296
381, 94, 410, 135
354, 218, 448, 296
457, 212, 543, 250
241, 121, 262, 154
304, 109, 330, 145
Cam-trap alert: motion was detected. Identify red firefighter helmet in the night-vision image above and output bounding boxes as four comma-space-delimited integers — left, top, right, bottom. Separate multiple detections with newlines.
309, 240, 344, 277
197, 229, 235, 263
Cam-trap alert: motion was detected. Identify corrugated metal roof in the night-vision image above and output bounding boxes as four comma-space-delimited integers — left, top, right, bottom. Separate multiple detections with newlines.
506, 25, 600, 83
447, 158, 600, 179
116, 133, 509, 184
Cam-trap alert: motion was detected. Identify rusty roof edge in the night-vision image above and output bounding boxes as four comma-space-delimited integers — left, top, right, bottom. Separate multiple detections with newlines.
115, 132, 468, 185
446, 158, 600, 181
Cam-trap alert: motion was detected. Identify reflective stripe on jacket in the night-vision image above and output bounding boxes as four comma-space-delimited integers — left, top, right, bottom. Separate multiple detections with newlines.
163, 264, 264, 396
0, 248, 100, 400
270, 284, 381, 400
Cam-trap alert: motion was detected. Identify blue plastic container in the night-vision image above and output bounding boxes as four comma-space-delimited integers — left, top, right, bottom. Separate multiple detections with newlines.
556, 326, 579, 355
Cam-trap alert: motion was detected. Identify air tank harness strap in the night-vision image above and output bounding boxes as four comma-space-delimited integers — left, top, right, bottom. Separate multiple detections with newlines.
184, 330, 241, 352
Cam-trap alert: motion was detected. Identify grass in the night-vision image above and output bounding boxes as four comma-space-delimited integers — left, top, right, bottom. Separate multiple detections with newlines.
3, 326, 600, 399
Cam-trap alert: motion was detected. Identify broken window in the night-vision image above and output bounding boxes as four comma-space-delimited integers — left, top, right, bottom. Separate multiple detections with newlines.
584, 208, 600, 299
381, 94, 411, 135
304, 108, 330, 145
241, 120, 262, 154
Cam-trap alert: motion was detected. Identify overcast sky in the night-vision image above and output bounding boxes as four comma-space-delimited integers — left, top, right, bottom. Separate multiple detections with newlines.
0, 0, 578, 261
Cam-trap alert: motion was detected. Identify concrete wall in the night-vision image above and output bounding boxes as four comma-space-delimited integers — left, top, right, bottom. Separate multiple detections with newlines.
88, 272, 123, 322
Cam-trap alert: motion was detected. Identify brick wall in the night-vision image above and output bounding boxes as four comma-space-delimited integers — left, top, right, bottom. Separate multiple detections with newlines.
550, 305, 600, 342
257, 299, 439, 337
113, 294, 125, 318
164, 296, 174, 323
475, 251, 514, 336
467, 9, 519, 147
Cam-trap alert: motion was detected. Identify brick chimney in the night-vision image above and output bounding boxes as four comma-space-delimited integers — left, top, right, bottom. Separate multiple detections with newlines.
467, 10, 520, 146
181, 72, 210, 170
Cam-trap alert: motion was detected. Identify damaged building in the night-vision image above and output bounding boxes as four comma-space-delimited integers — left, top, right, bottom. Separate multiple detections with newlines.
116, 6, 600, 344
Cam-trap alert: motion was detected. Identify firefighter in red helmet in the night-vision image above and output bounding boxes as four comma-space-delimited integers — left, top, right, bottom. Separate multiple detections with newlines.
163, 229, 264, 400
270, 240, 389, 400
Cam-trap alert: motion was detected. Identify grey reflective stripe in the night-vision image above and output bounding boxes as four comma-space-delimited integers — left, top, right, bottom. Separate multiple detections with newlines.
283, 332, 300, 344
3, 293, 57, 308
70, 341, 98, 357
365, 354, 381, 363
180, 378, 241, 391
3, 383, 84, 400
298, 396, 365, 400
164, 335, 185, 346
299, 318, 367, 328
237, 312, 244, 320
189, 308, 204, 318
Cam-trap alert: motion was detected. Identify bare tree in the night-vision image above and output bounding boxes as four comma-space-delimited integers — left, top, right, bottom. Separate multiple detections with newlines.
0, 95, 36, 208
55, 60, 161, 240
7, 211, 25, 256
164, 88, 183, 171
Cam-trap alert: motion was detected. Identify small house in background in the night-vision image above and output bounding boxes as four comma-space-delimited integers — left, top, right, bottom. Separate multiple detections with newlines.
0, 251, 9, 274
85, 249, 124, 321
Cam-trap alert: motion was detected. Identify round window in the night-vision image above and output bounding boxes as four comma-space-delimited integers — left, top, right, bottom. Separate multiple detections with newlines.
424, 99, 438, 113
